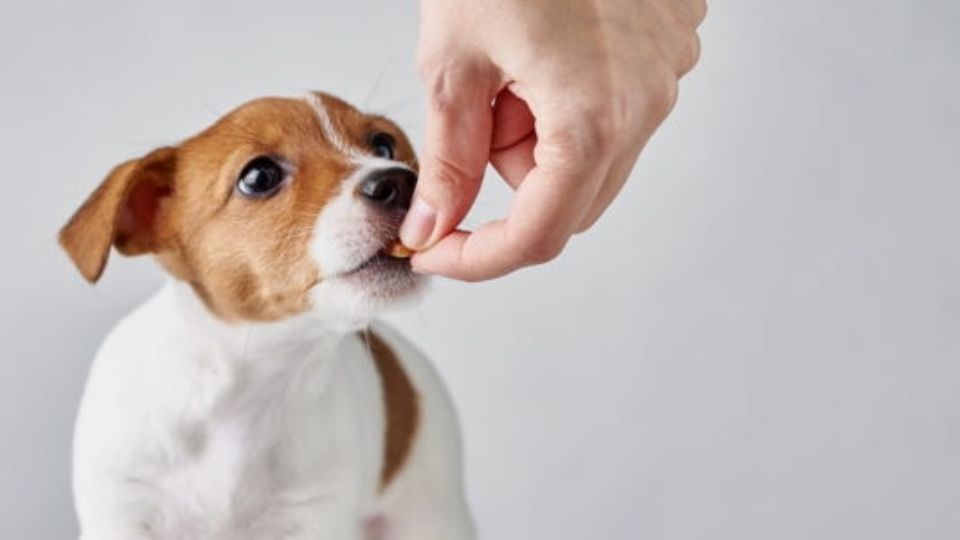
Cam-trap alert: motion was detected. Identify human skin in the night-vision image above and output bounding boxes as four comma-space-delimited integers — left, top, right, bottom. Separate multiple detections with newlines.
401, 0, 706, 281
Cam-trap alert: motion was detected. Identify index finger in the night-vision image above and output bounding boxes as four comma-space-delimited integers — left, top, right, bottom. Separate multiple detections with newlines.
411, 135, 613, 281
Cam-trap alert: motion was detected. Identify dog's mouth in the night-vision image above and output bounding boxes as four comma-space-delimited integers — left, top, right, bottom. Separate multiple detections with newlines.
346, 246, 411, 276
326, 238, 418, 300
337, 245, 417, 300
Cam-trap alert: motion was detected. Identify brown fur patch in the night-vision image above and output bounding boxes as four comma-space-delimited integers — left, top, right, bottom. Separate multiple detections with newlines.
59, 92, 417, 323
59, 147, 176, 282
364, 330, 420, 490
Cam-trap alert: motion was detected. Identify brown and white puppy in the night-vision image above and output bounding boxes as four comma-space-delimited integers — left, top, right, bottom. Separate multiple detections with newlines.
60, 92, 474, 540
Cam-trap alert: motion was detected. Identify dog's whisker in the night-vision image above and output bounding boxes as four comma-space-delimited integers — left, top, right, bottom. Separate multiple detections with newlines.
66, 91, 458, 537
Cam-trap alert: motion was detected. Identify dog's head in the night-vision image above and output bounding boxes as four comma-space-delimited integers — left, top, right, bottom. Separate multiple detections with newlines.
60, 92, 422, 325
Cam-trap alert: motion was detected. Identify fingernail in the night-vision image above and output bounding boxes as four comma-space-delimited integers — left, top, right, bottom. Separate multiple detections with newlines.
400, 197, 436, 250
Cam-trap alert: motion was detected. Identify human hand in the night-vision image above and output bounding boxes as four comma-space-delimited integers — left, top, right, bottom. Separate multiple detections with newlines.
401, 0, 706, 281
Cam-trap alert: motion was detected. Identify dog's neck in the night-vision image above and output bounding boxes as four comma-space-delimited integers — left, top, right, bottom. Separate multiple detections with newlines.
167, 279, 353, 354
155, 280, 359, 415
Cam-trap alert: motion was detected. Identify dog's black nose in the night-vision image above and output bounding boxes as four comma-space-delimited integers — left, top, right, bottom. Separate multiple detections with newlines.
358, 167, 417, 210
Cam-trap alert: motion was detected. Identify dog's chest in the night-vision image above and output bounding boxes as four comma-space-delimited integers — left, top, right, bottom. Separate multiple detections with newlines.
145, 341, 386, 537
154, 423, 305, 537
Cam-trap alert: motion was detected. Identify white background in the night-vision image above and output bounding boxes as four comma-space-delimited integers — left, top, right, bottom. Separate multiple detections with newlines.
1, 1, 958, 538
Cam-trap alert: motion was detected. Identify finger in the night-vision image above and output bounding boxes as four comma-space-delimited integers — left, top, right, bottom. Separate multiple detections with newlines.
412, 154, 609, 280
576, 75, 677, 232
490, 87, 536, 190
413, 93, 619, 279
490, 131, 536, 191
400, 61, 499, 250
491, 88, 535, 152
576, 143, 643, 232
413, 83, 617, 280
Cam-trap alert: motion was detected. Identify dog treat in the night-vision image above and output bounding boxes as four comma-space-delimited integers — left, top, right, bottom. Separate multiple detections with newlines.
387, 241, 414, 259
61, 92, 474, 535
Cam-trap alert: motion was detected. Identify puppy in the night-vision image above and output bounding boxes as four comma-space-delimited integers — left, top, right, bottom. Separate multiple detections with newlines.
59, 92, 475, 540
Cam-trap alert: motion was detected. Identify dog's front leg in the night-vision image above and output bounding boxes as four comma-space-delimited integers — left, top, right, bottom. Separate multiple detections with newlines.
75, 505, 159, 540
73, 471, 163, 540
77, 506, 157, 540
280, 515, 364, 540
79, 529, 153, 540
255, 497, 367, 540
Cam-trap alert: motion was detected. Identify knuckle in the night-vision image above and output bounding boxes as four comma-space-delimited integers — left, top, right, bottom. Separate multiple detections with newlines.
654, 1, 705, 76
542, 73, 678, 161
415, 55, 431, 79
538, 131, 602, 175
586, 101, 623, 147
585, 78, 631, 129
678, 33, 702, 75
423, 153, 474, 189
417, 56, 460, 106
538, 127, 587, 165
575, 212, 600, 234
519, 235, 567, 266
643, 71, 679, 122
460, 273, 484, 284
417, 52, 493, 107
674, 0, 708, 28
692, 0, 708, 25
544, 99, 623, 164
416, 44, 445, 80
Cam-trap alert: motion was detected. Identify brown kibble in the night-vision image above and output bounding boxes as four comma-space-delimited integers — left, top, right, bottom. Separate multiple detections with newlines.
387, 241, 414, 259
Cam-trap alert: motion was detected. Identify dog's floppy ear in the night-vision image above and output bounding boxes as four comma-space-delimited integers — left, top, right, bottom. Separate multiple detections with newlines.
59, 147, 177, 283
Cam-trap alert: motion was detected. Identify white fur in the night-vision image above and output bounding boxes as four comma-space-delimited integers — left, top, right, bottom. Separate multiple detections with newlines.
305, 93, 356, 158
73, 168, 474, 539
307, 160, 419, 330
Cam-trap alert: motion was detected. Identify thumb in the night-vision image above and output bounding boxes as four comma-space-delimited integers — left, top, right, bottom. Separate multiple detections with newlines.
401, 63, 497, 250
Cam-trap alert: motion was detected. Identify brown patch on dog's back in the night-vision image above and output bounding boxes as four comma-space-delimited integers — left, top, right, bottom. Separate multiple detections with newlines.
364, 331, 420, 490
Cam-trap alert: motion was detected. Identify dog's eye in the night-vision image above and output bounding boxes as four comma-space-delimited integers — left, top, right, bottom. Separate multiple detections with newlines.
237, 157, 285, 198
370, 133, 395, 160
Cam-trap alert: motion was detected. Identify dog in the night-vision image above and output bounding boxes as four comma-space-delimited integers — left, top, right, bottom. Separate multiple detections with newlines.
59, 92, 475, 540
